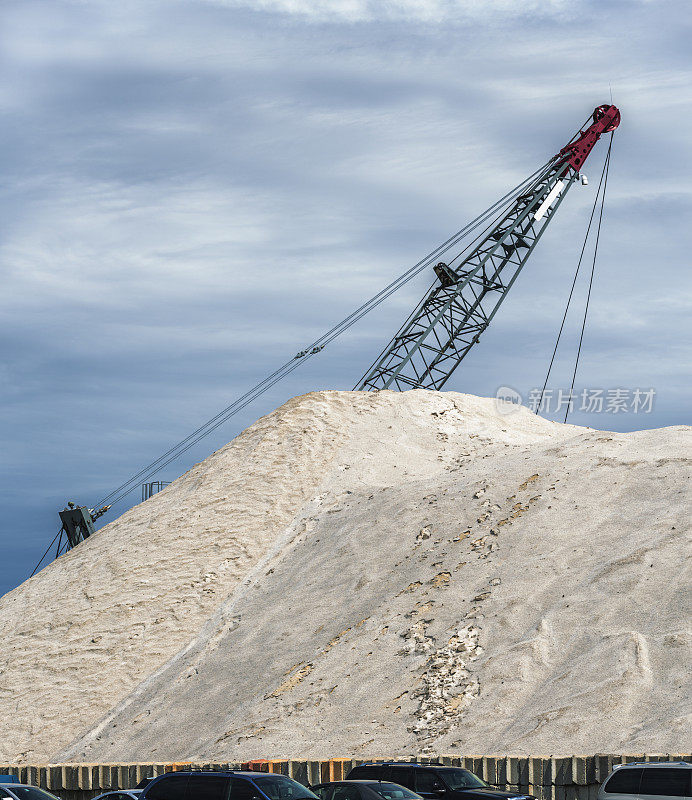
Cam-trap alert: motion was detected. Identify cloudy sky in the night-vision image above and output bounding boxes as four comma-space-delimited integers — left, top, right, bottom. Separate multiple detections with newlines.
1, 0, 690, 594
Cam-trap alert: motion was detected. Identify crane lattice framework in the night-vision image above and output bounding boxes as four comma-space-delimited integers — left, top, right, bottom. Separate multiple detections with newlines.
356, 104, 620, 392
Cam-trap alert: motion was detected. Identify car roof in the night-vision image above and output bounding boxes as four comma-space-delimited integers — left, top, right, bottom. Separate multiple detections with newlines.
315, 781, 404, 786
150, 772, 286, 779
354, 765, 457, 770
613, 763, 691, 769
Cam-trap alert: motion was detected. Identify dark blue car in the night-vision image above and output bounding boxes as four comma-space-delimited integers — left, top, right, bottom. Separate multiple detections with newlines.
141, 771, 319, 800
345, 764, 534, 800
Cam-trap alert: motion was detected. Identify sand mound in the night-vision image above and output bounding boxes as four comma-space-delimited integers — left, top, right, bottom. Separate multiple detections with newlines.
1, 390, 690, 763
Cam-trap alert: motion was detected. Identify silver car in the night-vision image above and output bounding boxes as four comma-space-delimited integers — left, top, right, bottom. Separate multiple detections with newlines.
597, 762, 691, 800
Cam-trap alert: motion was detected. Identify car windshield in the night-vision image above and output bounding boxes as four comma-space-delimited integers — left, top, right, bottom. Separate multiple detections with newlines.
439, 771, 488, 790
9, 789, 62, 800
252, 776, 318, 800
369, 783, 420, 800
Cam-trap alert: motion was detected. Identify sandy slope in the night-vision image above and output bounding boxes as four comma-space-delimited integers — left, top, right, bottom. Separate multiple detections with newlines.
1, 391, 690, 763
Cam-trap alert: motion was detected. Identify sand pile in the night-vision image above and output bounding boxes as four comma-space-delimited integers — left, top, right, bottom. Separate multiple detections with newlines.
0, 390, 690, 763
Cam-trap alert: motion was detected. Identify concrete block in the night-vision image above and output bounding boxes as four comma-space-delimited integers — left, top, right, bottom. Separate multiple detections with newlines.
48, 766, 63, 791
623, 755, 644, 765
537, 756, 553, 786
116, 765, 129, 789
494, 757, 507, 788
532, 782, 553, 800
553, 759, 572, 786
110, 764, 122, 787
98, 765, 110, 789
64, 765, 81, 791
307, 762, 321, 786
470, 757, 484, 777
290, 761, 308, 785
484, 757, 498, 786
571, 757, 587, 786
76, 765, 92, 790
590, 756, 602, 784
331, 761, 345, 780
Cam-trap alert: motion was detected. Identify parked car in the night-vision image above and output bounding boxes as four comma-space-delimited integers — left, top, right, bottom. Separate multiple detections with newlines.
311, 780, 423, 800
0, 785, 62, 800
93, 792, 142, 800
140, 771, 319, 800
345, 764, 534, 800
597, 761, 691, 800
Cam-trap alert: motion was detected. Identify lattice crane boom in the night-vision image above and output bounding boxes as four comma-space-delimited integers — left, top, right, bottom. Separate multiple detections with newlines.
356, 104, 620, 392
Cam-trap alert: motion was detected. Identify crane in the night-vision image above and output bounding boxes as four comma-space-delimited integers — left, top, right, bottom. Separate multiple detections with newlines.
32, 103, 618, 571
355, 104, 620, 391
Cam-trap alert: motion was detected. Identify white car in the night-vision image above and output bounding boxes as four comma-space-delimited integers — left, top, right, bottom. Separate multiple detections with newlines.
597, 762, 691, 800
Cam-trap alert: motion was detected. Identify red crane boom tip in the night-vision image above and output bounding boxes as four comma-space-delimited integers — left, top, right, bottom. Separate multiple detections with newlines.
558, 104, 620, 171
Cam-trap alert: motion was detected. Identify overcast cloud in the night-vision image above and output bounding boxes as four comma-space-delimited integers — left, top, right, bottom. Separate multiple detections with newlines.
1, 0, 690, 594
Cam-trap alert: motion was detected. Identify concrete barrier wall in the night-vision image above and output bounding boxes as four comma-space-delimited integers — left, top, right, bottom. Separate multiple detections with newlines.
1, 755, 690, 800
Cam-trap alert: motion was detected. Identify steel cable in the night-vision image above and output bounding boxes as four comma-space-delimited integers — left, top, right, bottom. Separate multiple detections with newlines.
92, 161, 552, 512
564, 135, 614, 422
535, 138, 613, 416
